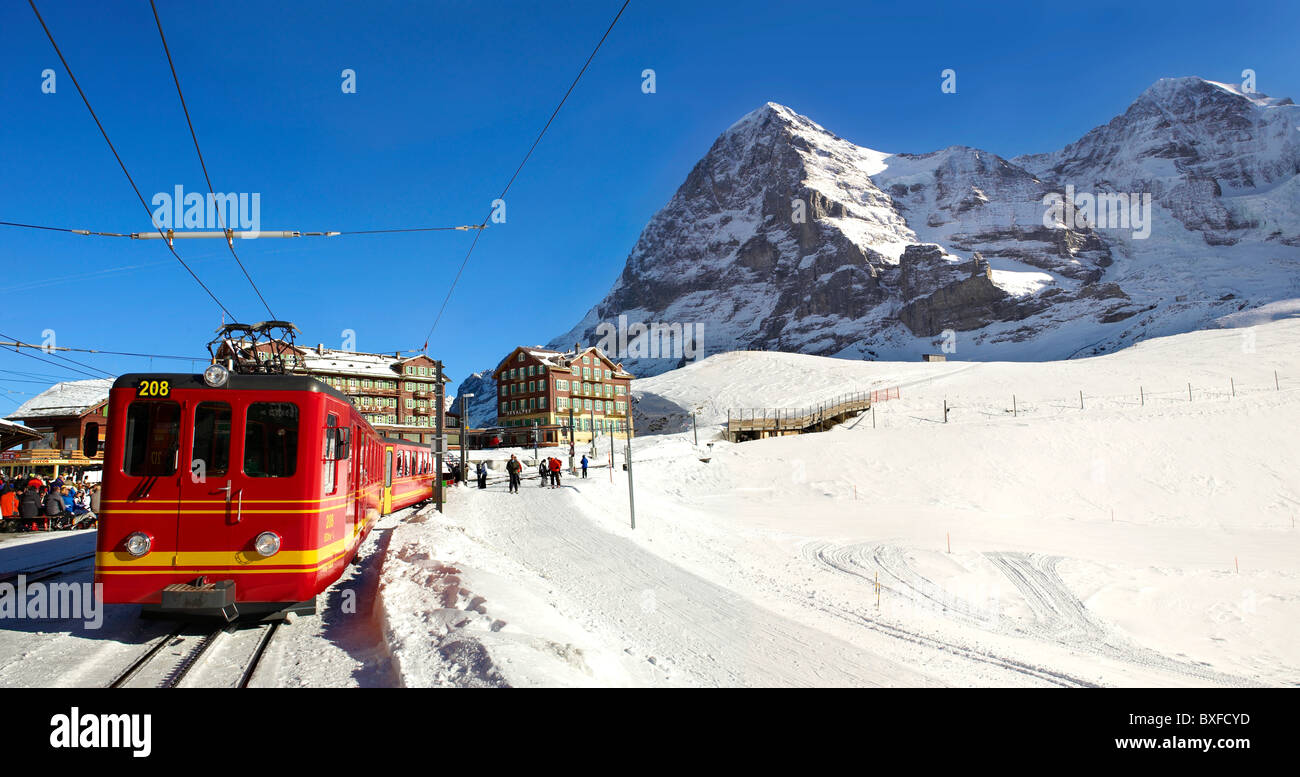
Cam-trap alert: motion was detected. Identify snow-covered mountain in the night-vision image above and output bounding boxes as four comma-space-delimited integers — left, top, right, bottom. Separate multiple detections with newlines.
550, 77, 1300, 377
453, 370, 501, 428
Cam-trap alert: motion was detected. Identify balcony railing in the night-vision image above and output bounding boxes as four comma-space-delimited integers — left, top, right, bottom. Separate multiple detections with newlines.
0, 448, 104, 466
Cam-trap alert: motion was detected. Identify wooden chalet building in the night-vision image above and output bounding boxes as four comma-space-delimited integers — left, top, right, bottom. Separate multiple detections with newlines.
213, 341, 457, 447
2, 378, 111, 479
493, 344, 634, 447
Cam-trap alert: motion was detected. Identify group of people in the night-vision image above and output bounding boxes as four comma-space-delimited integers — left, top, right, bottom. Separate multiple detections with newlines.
467, 452, 596, 494
499, 454, 585, 493
0, 473, 100, 532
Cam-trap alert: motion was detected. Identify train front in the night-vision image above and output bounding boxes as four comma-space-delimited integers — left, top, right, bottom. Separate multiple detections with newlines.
95, 367, 348, 620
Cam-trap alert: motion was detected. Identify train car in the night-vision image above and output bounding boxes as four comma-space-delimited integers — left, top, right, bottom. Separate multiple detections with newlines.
90, 365, 437, 620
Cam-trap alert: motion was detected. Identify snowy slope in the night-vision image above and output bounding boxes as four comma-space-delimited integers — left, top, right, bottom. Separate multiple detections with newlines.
377, 319, 1300, 686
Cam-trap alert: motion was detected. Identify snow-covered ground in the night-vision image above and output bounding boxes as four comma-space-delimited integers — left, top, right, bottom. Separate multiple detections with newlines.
376, 319, 1300, 686
2, 319, 1296, 686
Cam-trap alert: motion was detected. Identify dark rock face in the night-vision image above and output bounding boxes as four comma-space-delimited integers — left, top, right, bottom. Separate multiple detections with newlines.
897, 269, 1019, 337
551, 80, 1300, 374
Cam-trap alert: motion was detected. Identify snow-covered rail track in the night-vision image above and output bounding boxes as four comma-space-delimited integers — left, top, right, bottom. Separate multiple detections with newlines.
0, 552, 96, 586
107, 622, 280, 689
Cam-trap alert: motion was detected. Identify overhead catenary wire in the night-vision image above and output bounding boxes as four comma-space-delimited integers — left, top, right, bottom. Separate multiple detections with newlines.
1, 219, 482, 239
149, 0, 276, 321
0, 339, 108, 380
0, 340, 199, 362
0, 333, 115, 378
419, 0, 631, 351
0, 220, 130, 237
27, 0, 238, 322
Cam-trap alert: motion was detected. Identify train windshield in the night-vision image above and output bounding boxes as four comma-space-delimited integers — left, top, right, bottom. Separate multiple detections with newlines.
123, 401, 181, 476
244, 402, 299, 477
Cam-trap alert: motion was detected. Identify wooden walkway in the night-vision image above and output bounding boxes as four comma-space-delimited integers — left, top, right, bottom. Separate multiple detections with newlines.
725, 388, 897, 442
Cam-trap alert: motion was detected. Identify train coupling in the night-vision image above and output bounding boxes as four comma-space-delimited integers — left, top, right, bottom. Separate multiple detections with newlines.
152, 578, 239, 622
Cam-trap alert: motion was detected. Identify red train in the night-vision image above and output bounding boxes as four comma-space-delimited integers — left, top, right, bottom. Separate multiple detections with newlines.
90, 366, 438, 620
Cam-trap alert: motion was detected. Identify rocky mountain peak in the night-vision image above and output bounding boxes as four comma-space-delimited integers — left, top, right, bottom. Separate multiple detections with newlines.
547, 77, 1300, 378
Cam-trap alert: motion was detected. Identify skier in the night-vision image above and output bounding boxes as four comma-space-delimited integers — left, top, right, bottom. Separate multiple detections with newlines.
581, 455, 589, 479
538, 459, 549, 487
549, 456, 562, 488
476, 462, 488, 489
505, 455, 521, 493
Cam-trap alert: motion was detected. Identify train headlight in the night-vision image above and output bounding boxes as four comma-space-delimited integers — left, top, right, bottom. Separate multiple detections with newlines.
203, 363, 230, 387
124, 532, 152, 557
254, 531, 281, 558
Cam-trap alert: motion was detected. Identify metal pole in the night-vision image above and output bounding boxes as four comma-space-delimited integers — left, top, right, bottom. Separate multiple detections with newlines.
459, 393, 469, 486
1012, 394, 1017, 417
692, 411, 698, 446
434, 361, 444, 513
568, 404, 576, 473
625, 413, 635, 530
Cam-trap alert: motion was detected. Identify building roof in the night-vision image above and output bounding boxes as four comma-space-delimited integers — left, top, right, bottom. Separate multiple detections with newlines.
496, 345, 634, 378
0, 417, 43, 451
7, 379, 113, 421
219, 339, 450, 382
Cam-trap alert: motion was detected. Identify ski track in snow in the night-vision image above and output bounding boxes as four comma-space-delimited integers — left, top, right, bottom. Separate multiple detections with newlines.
801, 540, 1261, 687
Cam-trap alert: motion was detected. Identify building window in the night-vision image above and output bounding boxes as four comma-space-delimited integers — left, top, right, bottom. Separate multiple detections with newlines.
571, 365, 580, 376
584, 399, 592, 411
583, 367, 591, 379
518, 353, 524, 362
616, 385, 626, 396
583, 356, 590, 365
558, 397, 567, 410
500, 402, 507, 414
539, 396, 547, 409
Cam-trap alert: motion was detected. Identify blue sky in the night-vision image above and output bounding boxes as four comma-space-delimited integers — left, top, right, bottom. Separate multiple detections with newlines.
2, 0, 1297, 410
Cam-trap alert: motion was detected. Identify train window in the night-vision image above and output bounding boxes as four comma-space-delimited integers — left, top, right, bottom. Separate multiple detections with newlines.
244, 402, 299, 478
123, 401, 181, 476
192, 402, 232, 477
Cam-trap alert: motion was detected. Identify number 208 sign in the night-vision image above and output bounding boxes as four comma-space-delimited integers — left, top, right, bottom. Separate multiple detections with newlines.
136, 379, 171, 398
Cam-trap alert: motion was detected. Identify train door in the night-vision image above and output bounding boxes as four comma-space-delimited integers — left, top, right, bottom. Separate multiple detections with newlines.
323, 412, 352, 546
177, 397, 302, 592
382, 445, 394, 514
113, 393, 185, 567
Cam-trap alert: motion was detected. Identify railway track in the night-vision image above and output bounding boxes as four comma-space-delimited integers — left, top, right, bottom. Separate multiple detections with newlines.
0, 551, 97, 586
108, 621, 280, 689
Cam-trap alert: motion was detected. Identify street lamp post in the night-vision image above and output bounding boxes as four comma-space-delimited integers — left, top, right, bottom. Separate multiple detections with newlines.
459, 393, 474, 486
568, 404, 576, 474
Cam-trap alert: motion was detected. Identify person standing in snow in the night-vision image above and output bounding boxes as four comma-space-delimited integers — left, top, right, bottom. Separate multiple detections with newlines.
476, 462, 487, 489
538, 459, 548, 487
549, 456, 562, 488
506, 455, 521, 493
580, 455, 588, 478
